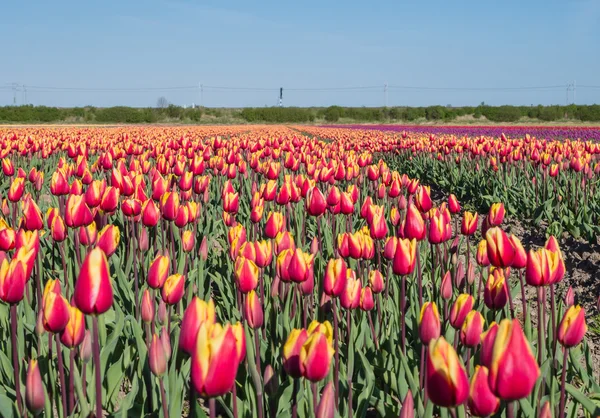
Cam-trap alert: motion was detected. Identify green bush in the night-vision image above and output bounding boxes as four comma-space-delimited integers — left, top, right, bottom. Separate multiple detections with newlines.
241, 107, 315, 123
537, 106, 562, 121
576, 105, 600, 122
481, 105, 522, 122
324, 106, 342, 122
0, 104, 598, 124
425, 106, 446, 120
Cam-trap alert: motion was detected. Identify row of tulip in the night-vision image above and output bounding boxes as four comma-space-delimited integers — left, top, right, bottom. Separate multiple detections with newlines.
325, 125, 600, 141
0, 126, 597, 418
301, 126, 600, 241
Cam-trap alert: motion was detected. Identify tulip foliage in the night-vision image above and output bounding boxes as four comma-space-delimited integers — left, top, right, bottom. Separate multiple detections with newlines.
0, 125, 597, 418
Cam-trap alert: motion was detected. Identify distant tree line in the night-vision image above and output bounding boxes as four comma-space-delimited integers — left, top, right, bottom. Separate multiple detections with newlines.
322, 104, 600, 122
0, 104, 599, 124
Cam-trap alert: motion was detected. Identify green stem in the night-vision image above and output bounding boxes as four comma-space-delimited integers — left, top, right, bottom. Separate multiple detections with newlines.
92, 316, 103, 418
558, 348, 569, 418
10, 305, 23, 416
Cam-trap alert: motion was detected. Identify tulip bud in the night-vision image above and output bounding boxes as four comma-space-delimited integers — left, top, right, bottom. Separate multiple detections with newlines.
448, 194, 460, 214
449, 294, 474, 329
283, 328, 309, 378
426, 337, 469, 407
310, 237, 319, 255
485, 227, 515, 268
323, 258, 347, 297
526, 248, 559, 286
398, 194, 408, 211
455, 259, 465, 288
147, 254, 170, 289
564, 286, 575, 307
238, 241, 256, 261
440, 270, 453, 300
25, 359, 45, 415
460, 310, 484, 348
488, 319, 540, 400
544, 236, 566, 283
244, 290, 264, 329
141, 200, 160, 227
509, 235, 527, 269
264, 211, 285, 239
404, 204, 425, 240
161, 274, 185, 305
179, 297, 216, 356
360, 286, 375, 311
149, 334, 168, 376
182, 230, 195, 253
73, 248, 113, 315
557, 305, 587, 348
467, 259, 476, 284
287, 248, 314, 283
299, 326, 334, 382
60, 305, 86, 348
22, 197, 44, 231
476, 239, 490, 267
260, 364, 278, 398
50, 214, 67, 243
415, 185, 432, 213
191, 323, 241, 397
484, 268, 508, 310
306, 186, 327, 217
161, 326, 172, 360
538, 401, 552, 418
141, 289, 155, 323
223, 192, 239, 214
65, 194, 94, 228
274, 231, 295, 255
337, 233, 350, 258
428, 208, 451, 244
340, 274, 361, 309
8, 177, 25, 202
392, 238, 417, 276
383, 236, 397, 260
0, 222, 16, 251
138, 227, 149, 252
2, 158, 14, 176
419, 302, 441, 344
235, 256, 259, 292
95, 224, 120, 257
468, 366, 499, 417
316, 381, 336, 418
199, 236, 208, 261
78, 223, 98, 246
369, 270, 384, 294
369, 205, 388, 239
461, 212, 478, 236
487, 203, 505, 226
80, 330, 93, 363
85, 180, 105, 208
399, 389, 414, 418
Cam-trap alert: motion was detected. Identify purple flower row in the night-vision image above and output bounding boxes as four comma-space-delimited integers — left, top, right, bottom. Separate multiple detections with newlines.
321, 125, 600, 141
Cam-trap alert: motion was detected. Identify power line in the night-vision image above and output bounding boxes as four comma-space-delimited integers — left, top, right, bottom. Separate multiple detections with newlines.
286, 86, 381, 91
26, 85, 198, 92
3, 83, 596, 93
387, 85, 565, 91
202, 85, 276, 91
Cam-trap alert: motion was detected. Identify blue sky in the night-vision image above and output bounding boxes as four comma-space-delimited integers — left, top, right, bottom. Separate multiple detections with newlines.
1, 0, 598, 107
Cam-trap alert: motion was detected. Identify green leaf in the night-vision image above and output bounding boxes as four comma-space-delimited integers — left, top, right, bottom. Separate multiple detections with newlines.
356, 351, 375, 417
0, 392, 14, 418
565, 383, 600, 416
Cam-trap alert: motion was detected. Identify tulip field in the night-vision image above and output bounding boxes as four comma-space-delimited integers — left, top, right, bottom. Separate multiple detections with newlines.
0, 125, 598, 418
